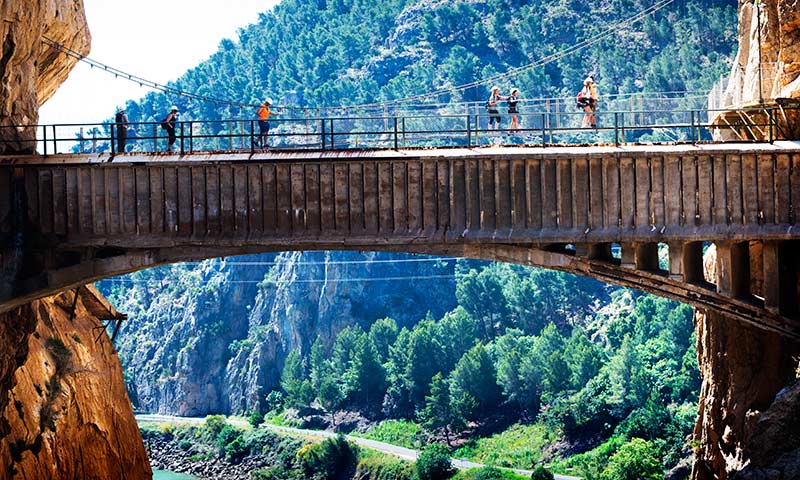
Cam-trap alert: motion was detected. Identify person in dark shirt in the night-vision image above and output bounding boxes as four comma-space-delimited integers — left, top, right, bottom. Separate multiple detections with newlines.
115, 107, 128, 153
164, 106, 179, 152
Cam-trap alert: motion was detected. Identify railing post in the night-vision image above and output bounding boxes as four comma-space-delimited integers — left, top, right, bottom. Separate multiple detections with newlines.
768, 107, 774, 144
402, 117, 406, 147
179, 122, 185, 155
110, 123, 115, 155
228, 121, 233, 151
541, 113, 546, 148
79, 127, 85, 153
620, 113, 626, 143
189, 121, 194, 153
321, 118, 326, 150
42, 125, 47, 156
250, 120, 255, 154
614, 112, 619, 147
329, 118, 334, 149
52, 125, 58, 154
466, 114, 471, 147
690, 110, 696, 143
475, 114, 480, 146
152, 124, 157, 153
393, 116, 398, 150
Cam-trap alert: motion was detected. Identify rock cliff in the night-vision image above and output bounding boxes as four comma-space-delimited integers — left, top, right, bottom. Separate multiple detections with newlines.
0, 286, 151, 479
0, 0, 89, 153
104, 251, 457, 416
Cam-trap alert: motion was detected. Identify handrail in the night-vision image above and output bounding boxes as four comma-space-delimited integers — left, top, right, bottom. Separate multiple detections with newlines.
0, 105, 794, 156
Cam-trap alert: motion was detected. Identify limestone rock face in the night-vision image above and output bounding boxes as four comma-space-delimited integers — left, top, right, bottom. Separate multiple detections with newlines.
0, 286, 151, 480
0, 0, 90, 153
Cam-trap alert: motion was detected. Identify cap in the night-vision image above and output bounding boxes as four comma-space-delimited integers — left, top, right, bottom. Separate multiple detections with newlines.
170, 105, 178, 111
117, 106, 125, 113
491, 86, 500, 92
265, 98, 273, 105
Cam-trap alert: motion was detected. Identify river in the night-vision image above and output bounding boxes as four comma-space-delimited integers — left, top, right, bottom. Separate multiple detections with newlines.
152, 469, 197, 480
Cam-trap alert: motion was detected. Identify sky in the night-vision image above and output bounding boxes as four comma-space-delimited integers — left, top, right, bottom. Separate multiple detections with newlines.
39, 0, 279, 126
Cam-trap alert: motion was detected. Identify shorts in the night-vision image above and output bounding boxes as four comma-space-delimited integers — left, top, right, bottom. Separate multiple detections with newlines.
258, 120, 270, 134
488, 110, 501, 125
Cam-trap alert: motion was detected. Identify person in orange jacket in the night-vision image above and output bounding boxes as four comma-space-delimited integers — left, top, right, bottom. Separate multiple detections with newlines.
256, 98, 277, 148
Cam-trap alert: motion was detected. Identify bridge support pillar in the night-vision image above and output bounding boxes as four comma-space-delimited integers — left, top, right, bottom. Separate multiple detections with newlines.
762, 241, 797, 316
669, 241, 704, 282
635, 242, 660, 271
716, 241, 750, 299
583, 243, 613, 261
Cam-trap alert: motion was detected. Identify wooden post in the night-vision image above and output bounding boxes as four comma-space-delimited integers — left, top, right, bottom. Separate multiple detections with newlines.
716, 241, 750, 299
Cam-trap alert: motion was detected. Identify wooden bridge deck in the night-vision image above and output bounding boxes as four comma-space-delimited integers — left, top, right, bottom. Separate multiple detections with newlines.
2, 142, 800, 338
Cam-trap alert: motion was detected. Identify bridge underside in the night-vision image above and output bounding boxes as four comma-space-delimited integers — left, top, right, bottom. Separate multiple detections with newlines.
3, 145, 800, 340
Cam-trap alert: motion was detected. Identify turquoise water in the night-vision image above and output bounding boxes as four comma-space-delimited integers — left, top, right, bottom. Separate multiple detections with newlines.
152, 469, 197, 480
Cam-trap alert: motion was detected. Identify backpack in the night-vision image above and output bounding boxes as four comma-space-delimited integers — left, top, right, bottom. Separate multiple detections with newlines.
576, 90, 588, 108
160, 117, 169, 129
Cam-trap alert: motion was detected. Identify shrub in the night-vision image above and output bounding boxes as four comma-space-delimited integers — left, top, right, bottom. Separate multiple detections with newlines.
204, 415, 228, 438
600, 438, 664, 480
215, 424, 241, 456
178, 439, 193, 451
416, 443, 455, 480
225, 435, 250, 463
470, 466, 505, 479
249, 410, 265, 427
297, 434, 358, 480
529, 465, 554, 480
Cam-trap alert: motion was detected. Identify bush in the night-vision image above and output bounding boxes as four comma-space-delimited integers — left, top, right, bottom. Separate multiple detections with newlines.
600, 438, 664, 480
529, 465, 554, 480
215, 424, 241, 456
225, 435, 250, 463
249, 410, 265, 427
416, 443, 455, 480
356, 449, 416, 480
297, 434, 359, 480
469, 466, 505, 479
204, 415, 228, 437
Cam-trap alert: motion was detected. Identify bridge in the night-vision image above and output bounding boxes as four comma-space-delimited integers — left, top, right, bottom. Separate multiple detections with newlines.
2, 136, 800, 339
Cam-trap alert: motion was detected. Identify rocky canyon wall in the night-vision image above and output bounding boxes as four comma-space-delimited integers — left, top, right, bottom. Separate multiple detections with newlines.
0, 286, 151, 479
0, 0, 90, 153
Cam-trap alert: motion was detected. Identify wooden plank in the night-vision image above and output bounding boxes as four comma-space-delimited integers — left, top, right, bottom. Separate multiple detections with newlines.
496, 159, 512, 231
378, 162, 393, 233
248, 165, 264, 234
465, 159, 480, 231
177, 166, 192, 236
135, 167, 151, 235
262, 164, 277, 233
741, 153, 758, 225
291, 163, 307, 233
775, 154, 791, 224
634, 157, 650, 228
664, 155, 681, 227
726, 154, 743, 225
90, 168, 105, 236
275, 164, 291, 235
682, 156, 698, 227
573, 158, 589, 230
38, 169, 53, 234
650, 156, 665, 228
190, 166, 206, 237
319, 163, 335, 232
233, 165, 249, 235
556, 158, 572, 229
408, 161, 423, 232
589, 158, 603, 229
437, 160, 450, 232
619, 157, 636, 229
450, 159, 466, 233
542, 158, 558, 229
219, 165, 234, 236
511, 159, 526, 230
150, 167, 165, 234
163, 167, 179, 236
120, 167, 136, 234
363, 162, 378, 233
479, 159, 496, 230
697, 156, 713, 225
758, 153, 775, 224
713, 155, 728, 224
25, 169, 38, 229
103, 168, 118, 236
527, 158, 543, 230
0, 168, 10, 233
392, 162, 408, 232
305, 164, 321, 233
334, 163, 349, 233
348, 162, 365, 233
52, 168, 66, 235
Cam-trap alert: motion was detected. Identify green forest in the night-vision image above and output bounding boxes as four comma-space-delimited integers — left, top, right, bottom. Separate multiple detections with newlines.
267, 261, 698, 478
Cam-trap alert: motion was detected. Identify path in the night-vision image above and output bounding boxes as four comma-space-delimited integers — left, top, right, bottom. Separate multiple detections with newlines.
136, 414, 582, 480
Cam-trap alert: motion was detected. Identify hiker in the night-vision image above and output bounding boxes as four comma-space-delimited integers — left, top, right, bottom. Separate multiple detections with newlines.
163, 106, 179, 152
256, 98, 278, 149
487, 86, 502, 130
115, 107, 128, 153
507, 88, 520, 133
580, 76, 598, 128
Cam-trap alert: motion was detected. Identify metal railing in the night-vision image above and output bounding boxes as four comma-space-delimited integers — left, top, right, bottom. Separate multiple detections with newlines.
0, 104, 792, 157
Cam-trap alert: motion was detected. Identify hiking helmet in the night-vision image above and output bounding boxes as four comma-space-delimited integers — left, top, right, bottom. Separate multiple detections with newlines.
171, 105, 178, 111
265, 98, 273, 105
491, 85, 500, 92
